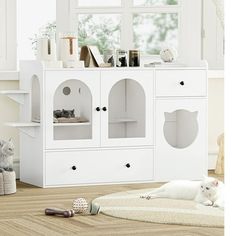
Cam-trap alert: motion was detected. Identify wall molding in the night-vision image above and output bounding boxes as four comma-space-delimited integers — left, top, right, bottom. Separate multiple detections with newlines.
0, 71, 19, 81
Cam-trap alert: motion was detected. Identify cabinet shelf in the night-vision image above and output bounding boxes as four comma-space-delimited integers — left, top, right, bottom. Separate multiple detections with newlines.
5, 122, 40, 138
0, 90, 29, 104
109, 118, 137, 124
53, 122, 91, 127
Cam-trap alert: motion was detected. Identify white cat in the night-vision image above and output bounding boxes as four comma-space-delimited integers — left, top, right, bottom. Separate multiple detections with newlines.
0, 138, 14, 172
140, 176, 224, 209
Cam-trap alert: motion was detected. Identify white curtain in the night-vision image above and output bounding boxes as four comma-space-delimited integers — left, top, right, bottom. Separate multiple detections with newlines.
212, 0, 224, 29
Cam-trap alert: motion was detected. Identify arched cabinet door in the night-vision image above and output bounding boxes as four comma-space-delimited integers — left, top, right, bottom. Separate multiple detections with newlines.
100, 70, 154, 147
44, 71, 100, 149
155, 98, 208, 181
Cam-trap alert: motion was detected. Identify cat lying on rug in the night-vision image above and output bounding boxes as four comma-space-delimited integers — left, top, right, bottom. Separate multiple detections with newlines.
0, 138, 14, 172
140, 176, 224, 209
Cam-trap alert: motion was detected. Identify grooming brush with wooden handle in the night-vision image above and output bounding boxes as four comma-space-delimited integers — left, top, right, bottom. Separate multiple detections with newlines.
45, 208, 75, 218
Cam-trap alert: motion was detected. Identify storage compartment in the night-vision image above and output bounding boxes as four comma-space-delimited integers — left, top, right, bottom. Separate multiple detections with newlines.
45, 149, 154, 186
155, 70, 207, 97
101, 70, 154, 147
108, 79, 145, 139
155, 98, 207, 181
53, 79, 92, 140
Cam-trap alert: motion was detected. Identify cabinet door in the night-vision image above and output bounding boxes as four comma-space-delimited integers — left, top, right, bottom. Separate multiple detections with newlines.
155, 99, 207, 181
101, 70, 154, 147
45, 71, 100, 149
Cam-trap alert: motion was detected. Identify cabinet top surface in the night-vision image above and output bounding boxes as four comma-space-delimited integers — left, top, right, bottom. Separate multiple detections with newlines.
20, 60, 208, 72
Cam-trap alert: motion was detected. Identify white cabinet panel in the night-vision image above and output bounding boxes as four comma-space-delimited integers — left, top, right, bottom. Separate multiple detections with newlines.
45, 149, 154, 186
101, 70, 154, 147
45, 70, 100, 149
155, 98, 208, 181
156, 70, 207, 97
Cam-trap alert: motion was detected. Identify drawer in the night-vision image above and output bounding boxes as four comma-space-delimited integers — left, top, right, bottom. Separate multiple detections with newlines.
45, 149, 154, 186
155, 70, 207, 97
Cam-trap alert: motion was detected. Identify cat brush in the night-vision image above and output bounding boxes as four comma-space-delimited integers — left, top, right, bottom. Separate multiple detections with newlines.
45, 208, 75, 218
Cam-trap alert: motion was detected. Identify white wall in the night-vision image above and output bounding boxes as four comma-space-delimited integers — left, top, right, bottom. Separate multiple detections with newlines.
0, 80, 20, 177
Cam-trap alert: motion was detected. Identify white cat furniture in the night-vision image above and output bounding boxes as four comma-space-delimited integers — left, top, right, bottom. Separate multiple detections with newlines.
0, 171, 16, 195
1, 60, 208, 187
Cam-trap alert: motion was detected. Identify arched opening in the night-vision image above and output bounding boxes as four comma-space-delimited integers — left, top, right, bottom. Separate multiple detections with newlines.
53, 79, 92, 140
108, 79, 145, 139
31, 75, 40, 122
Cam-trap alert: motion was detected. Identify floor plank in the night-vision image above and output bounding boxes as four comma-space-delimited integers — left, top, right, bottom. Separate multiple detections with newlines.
0, 171, 224, 236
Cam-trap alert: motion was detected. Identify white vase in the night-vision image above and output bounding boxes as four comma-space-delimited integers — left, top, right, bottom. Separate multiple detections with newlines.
36, 37, 57, 61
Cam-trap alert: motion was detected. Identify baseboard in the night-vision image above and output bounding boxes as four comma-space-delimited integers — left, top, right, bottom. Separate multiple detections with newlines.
13, 158, 20, 179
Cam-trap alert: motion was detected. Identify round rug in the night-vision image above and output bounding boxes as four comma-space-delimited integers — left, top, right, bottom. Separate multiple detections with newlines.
93, 188, 224, 228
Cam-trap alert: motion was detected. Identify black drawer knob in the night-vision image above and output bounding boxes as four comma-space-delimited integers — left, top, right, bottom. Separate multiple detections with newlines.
72, 166, 77, 170
180, 81, 185, 86
96, 107, 100, 112
102, 107, 107, 111
126, 163, 131, 168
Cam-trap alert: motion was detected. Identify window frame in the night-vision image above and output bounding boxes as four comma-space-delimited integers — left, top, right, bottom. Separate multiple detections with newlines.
57, 0, 202, 63
70, 0, 180, 53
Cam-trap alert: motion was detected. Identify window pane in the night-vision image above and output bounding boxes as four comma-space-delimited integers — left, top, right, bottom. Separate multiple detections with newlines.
133, 13, 178, 55
133, 0, 178, 6
78, 14, 121, 54
77, 0, 121, 7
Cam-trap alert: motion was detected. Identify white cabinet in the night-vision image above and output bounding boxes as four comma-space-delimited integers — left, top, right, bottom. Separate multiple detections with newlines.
2, 61, 207, 187
155, 69, 208, 181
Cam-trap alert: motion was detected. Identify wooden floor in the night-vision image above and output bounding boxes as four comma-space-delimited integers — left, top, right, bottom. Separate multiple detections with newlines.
0, 171, 224, 236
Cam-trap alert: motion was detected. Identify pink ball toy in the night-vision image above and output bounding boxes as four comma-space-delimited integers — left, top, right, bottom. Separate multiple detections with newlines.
72, 198, 89, 214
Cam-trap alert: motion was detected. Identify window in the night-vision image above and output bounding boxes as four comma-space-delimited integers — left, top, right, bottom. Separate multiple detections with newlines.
17, 0, 56, 62
72, 0, 179, 55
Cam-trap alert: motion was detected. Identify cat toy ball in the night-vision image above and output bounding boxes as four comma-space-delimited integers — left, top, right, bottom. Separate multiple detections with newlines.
72, 197, 100, 215
72, 197, 89, 214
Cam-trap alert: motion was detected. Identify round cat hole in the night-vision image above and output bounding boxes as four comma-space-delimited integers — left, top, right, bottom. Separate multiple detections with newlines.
163, 109, 199, 149
63, 86, 71, 95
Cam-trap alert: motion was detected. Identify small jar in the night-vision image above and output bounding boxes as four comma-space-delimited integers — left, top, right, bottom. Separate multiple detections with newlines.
104, 49, 115, 67
116, 50, 128, 67
129, 50, 140, 67
59, 32, 79, 67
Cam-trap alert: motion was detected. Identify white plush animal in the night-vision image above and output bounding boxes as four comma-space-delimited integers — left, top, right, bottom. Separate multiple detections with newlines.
140, 176, 224, 209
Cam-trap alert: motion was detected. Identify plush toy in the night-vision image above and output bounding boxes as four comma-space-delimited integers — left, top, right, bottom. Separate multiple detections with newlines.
160, 47, 178, 63
215, 133, 224, 175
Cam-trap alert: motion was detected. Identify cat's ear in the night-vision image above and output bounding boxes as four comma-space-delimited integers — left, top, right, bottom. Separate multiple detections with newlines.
213, 179, 219, 187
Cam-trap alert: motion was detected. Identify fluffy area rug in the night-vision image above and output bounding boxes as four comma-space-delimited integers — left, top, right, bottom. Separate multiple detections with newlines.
93, 188, 224, 228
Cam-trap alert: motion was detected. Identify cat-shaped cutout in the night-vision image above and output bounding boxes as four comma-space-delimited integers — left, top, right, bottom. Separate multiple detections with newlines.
163, 110, 198, 149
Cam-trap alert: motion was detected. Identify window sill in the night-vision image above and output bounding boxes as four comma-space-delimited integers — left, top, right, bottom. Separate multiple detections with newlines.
0, 71, 19, 81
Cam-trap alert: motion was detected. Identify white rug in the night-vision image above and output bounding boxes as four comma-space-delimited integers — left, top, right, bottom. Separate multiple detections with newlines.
93, 188, 224, 228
